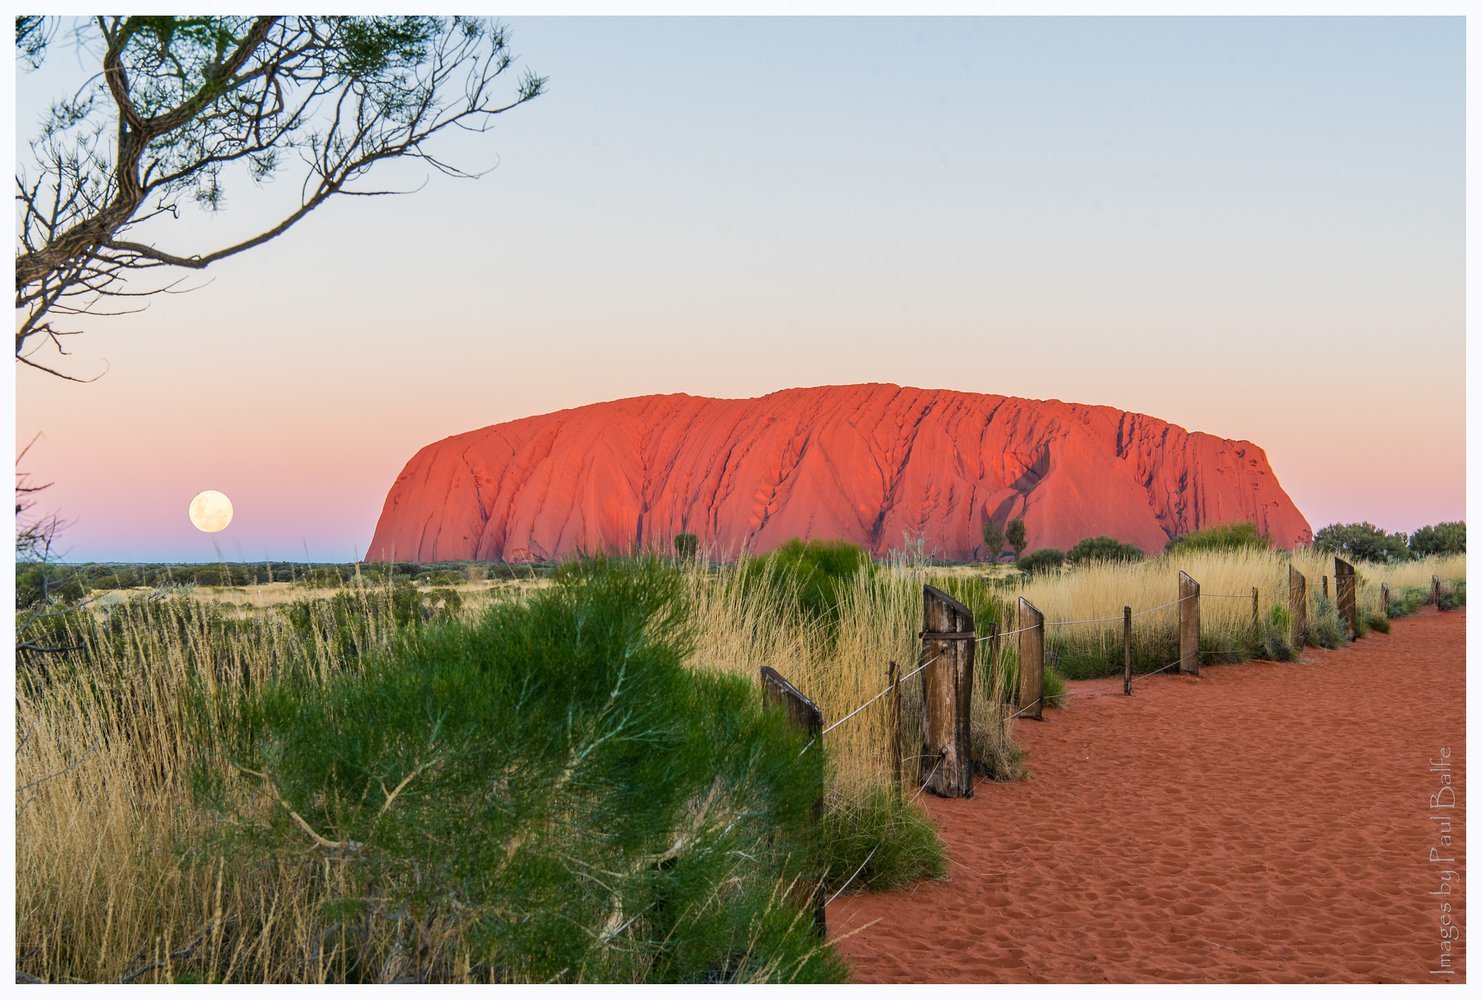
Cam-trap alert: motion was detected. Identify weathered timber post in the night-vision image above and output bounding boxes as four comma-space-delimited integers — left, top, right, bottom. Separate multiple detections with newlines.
1122, 605, 1133, 696
918, 585, 975, 798
1432, 575, 1442, 607
1251, 587, 1260, 638
1289, 565, 1308, 648
1322, 575, 1329, 600
758, 666, 826, 935
886, 661, 903, 802
1178, 571, 1200, 676
1381, 582, 1390, 617
1334, 557, 1359, 639
1017, 597, 1045, 720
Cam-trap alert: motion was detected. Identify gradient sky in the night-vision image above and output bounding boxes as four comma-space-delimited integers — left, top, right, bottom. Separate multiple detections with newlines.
13, 15, 1465, 562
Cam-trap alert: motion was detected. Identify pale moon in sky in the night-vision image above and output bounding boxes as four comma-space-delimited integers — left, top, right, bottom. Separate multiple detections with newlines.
189, 490, 234, 533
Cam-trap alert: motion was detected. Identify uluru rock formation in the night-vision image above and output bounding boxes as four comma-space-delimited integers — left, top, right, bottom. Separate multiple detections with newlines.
365, 384, 1311, 563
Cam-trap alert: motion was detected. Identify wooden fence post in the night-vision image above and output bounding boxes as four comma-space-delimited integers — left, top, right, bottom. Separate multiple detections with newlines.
758, 666, 825, 935
1432, 575, 1442, 607
886, 661, 902, 802
1178, 571, 1200, 676
1122, 605, 1133, 696
1251, 587, 1260, 637
1322, 575, 1329, 600
1381, 582, 1390, 617
1289, 565, 1308, 649
1334, 557, 1358, 639
918, 585, 975, 798
1017, 597, 1045, 720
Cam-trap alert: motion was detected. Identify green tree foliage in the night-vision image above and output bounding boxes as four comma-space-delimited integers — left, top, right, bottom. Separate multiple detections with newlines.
1164, 521, 1271, 555
1408, 521, 1465, 558
673, 532, 699, 561
1005, 519, 1026, 560
742, 539, 874, 623
198, 560, 841, 982
1066, 535, 1144, 565
16, 15, 543, 377
981, 520, 1006, 563
1014, 548, 1065, 577
1312, 522, 1411, 564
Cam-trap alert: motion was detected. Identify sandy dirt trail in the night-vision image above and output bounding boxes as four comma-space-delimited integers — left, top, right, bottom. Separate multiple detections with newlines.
829, 609, 1466, 983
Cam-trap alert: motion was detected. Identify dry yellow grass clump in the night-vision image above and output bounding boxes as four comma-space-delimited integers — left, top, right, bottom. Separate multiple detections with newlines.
683, 563, 1019, 799
17, 595, 367, 982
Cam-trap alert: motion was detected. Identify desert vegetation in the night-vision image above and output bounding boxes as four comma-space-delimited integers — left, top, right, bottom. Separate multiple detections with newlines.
15, 528, 1465, 983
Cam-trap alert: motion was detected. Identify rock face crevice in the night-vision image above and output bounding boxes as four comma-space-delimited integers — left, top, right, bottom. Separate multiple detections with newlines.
365, 384, 1312, 563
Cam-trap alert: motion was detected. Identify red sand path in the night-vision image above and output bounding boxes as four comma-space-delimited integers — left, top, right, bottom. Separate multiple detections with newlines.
828, 608, 1466, 983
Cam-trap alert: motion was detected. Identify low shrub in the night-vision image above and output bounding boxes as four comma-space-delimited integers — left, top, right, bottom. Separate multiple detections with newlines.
1014, 548, 1066, 577
816, 788, 945, 895
1067, 535, 1143, 565
674, 533, 699, 561
1305, 593, 1349, 649
1253, 604, 1296, 661
1364, 610, 1391, 634
1386, 585, 1427, 617
741, 539, 874, 624
1437, 579, 1466, 611
1165, 522, 1270, 555
1043, 666, 1067, 707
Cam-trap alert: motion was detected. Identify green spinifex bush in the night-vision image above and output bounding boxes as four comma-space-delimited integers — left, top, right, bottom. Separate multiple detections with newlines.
1305, 593, 1350, 649
1014, 548, 1066, 577
1385, 585, 1428, 617
1066, 535, 1144, 565
1164, 521, 1271, 555
196, 559, 842, 983
1437, 579, 1466, 611
816, 788, 944, 894
741, 539, 874, 624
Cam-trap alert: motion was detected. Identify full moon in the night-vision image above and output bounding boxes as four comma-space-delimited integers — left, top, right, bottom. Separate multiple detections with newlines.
189, 490, 234, 533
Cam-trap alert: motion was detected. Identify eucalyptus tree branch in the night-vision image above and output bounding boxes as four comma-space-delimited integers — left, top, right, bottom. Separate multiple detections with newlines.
15, 15, 544, 373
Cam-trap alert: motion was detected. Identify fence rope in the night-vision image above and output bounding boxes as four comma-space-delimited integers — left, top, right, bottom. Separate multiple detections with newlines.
818, 658, 925, 739
1136, 655, 1184, 680
824, 843, 881, 908
978, 623, 1036, 642
1129, 594, 1194, 618
1006, 699, 1042, 721
909, 750, 947, 805
1043, 613, 1127, 627
806, 648, 947, 750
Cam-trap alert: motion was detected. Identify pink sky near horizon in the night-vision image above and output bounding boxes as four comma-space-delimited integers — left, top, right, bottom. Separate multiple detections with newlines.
13, 16, 1465, 562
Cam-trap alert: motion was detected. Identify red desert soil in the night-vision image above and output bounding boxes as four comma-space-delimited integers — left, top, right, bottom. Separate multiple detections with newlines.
828, 609, 1466, 984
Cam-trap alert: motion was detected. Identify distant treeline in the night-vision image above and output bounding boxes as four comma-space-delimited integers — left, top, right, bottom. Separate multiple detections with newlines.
15, 560, 554, 604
